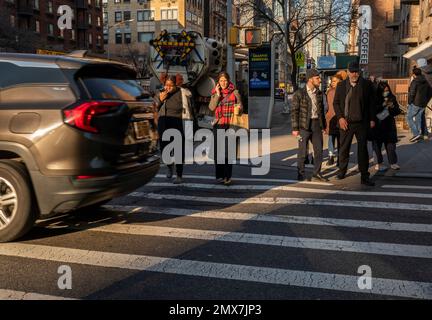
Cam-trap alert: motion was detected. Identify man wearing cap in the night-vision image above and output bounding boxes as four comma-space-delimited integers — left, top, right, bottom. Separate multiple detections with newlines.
333, 61, 376, 186
291, 69, 327, 182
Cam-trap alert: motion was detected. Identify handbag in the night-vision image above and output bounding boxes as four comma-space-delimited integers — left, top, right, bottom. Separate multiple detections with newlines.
230, 104, 249, 129
376, 108, 390, 121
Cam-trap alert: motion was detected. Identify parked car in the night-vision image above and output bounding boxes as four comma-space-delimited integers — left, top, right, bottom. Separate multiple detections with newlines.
0, 53, 160, 242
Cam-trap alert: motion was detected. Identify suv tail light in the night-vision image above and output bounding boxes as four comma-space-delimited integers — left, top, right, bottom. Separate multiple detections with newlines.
63, 101, 124, 133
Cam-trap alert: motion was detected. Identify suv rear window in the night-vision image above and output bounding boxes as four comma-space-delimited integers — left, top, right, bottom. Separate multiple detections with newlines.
76, 64, 150, 101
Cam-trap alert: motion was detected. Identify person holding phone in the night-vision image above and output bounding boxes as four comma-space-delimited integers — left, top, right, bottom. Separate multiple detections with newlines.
209, 72, 243, 185
154, 75, 193, 184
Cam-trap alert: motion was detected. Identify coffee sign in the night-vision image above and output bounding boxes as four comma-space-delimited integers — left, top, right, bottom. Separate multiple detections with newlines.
359, 29, 369, 65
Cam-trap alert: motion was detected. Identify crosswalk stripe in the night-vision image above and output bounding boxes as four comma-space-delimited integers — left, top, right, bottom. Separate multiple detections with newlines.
0, 289, 76, 300
130, 192, 432, 212
102, 205, 432, 233
54, 221, 432, 259
381, 185, 432, 191
155, 174, 333, 186
146, 182, 432, 200
0, 243, 430, 299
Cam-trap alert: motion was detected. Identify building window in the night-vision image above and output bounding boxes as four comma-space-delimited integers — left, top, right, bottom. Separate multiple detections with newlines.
103, 33, 108, 44
97, 16, 101, 27
115, 12, 122, 22
161, 9, 178, 21
138, 32, 153, 43
89, 33, 93, 45
34, 0, 39, 10
10, 15, 15, 28
124, 33, 131, 44
103, 12, 108, 24
97, 35, 102, 46
88, 13, 92, 25
114, 0, 120, 3
124, 11, 131, 21
115, 33, 122, 44
47, 1, 53, 14
137, 10, 154, 21
35, 20, 40, 33
71, 29, 75, 40
48, 24, 54, 36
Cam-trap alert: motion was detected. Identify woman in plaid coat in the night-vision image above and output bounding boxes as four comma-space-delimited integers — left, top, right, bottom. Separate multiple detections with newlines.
209, 72, 243, 185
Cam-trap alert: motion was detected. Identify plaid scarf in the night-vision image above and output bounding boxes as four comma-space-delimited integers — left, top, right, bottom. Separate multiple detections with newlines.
212, 82, 237, 126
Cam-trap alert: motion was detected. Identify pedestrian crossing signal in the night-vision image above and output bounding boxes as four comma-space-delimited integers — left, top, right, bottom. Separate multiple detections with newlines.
244, 28, 262, 47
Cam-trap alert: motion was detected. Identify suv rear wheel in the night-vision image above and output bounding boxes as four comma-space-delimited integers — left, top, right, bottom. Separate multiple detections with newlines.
0, 160, 37, 242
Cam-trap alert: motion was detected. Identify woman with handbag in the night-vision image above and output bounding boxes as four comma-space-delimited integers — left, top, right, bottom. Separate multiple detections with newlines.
209, 72, 243, 185
154, 75, 193, 184
373, 82, 402, 171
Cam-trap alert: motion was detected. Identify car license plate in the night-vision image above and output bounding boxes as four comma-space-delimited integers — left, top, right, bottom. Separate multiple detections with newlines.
133, 121, 150, 140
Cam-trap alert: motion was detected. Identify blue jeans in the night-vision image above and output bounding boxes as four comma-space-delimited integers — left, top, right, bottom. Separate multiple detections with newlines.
407, 104, 425, 137
328, 135, 338, 156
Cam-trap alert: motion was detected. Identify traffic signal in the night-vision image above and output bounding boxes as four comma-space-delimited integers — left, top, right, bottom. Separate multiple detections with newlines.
205, 38, 223, 77
229, 26, 239, 46
244, 28, 262, 47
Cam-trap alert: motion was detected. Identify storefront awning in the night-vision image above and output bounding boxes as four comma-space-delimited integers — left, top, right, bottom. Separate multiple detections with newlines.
403, 40, 432, 61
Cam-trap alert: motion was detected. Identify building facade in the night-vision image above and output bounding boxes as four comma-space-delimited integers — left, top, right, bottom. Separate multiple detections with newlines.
1, 0, 104, 53
103, 0, 204, 61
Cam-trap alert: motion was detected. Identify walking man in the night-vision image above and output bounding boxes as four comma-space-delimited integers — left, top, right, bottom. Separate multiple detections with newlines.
333, 61, 376, 186
407, 68, 432, 142
291, 69, 327, 182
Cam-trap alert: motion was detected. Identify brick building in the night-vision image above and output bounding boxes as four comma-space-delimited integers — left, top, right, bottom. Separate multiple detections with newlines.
0, 0, 104, 53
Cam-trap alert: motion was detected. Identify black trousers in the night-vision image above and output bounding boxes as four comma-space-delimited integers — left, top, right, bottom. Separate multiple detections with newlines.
158, 116, 184, 177
298, 119, 323, 176
339, 122, 370, 179
373, 140, 397, 165
213, 124, 233, 180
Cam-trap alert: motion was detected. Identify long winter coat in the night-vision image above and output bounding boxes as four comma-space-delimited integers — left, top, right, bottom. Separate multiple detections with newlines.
373, 94, 401, 144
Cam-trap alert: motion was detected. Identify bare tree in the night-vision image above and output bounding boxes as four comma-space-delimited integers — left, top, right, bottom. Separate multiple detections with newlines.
236, 0, 358, 91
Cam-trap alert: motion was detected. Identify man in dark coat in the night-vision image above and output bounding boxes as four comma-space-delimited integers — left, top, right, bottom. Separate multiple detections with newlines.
333, 61, 376, 186
291, 69, 327, 182
407, 68, 432, 142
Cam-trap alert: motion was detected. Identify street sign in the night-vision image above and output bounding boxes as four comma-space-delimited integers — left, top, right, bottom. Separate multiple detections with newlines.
306, 58, 312, 69
295, 52, 305, 68
317, 56, 336, 69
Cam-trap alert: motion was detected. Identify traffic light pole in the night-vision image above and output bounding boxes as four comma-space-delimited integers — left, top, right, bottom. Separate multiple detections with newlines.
226, 0, 235, 83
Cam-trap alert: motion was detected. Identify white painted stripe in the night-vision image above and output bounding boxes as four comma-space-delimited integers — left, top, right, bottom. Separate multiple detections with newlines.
59, 221, 432, 259
395, 173, 432, 179
382, 185, 432, 191
0, 289, 76, 300
0, 243, 430, 299
103, 205, 432, 233
154, 174, 333, 186
281, 154, 297, 161
146, 182, 432, 200
130, 192, 432, 212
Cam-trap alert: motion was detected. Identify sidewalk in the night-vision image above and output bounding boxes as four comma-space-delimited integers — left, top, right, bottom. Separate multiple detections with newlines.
267, 100, 432, 176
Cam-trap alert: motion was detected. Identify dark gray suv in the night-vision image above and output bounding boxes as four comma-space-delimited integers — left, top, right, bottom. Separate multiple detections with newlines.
0, 53, 160, 242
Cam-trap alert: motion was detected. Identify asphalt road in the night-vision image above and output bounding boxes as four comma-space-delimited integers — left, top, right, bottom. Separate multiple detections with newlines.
0, 163, 431, 301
